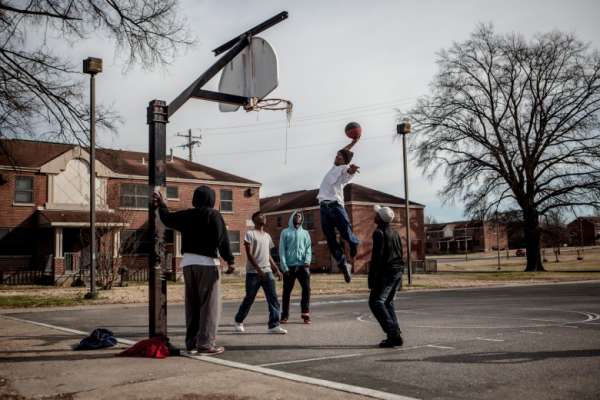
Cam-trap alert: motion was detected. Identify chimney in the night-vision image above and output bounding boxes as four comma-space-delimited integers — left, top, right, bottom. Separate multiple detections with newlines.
141, 156, 146, 165
169, 148, 174, 162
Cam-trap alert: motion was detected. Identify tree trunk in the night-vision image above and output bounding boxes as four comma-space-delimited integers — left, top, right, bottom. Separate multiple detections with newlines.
523, 209, 545, 272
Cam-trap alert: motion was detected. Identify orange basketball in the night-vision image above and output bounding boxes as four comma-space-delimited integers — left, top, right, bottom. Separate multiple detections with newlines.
345, 122, 362, 140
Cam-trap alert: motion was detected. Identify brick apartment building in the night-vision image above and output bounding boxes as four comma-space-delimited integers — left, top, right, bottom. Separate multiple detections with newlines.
567, 217, 600, 246
0, 138, 260, 285
260, 183, 425, 274
425, 220, 508, 254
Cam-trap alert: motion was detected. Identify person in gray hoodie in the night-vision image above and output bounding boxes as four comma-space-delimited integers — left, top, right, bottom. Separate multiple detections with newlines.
279, 210, 313, 324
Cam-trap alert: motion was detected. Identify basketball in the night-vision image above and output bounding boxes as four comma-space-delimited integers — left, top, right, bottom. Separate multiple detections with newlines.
345, 122, 362, 140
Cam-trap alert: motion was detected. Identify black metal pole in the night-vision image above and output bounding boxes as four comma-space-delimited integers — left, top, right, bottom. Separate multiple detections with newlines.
402, 133, 412, 285
89, 73, 97, 298
147, 100, 168, 337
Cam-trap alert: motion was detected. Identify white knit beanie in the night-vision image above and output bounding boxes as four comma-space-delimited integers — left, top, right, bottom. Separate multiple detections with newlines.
374, 205, 394, 223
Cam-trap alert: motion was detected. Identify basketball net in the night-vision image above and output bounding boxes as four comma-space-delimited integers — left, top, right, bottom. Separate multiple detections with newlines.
244, 97, 293, 125
244, 97, 293, 164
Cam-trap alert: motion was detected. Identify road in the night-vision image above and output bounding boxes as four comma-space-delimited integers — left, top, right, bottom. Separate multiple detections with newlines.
7, 282, 600, 400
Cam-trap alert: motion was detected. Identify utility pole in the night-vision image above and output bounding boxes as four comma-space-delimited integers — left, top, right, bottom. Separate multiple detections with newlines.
496, 215, 501, 271
176, 129, 202, 161
83, 57, 102, 300
397, 120, 412, 285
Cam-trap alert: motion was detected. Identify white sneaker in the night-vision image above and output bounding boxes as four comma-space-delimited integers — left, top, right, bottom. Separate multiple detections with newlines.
234, 322, 245, 333
268, 325, 288, 334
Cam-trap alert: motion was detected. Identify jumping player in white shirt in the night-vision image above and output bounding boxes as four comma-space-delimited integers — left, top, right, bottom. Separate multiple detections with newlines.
317, 137, 360, 283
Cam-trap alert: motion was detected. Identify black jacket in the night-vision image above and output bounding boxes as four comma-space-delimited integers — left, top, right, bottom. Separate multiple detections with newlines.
158, 186, 234, 264
369, 222, 404, 288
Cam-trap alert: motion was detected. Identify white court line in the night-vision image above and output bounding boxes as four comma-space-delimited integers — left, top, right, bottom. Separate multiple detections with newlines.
2, 315, 420, 400
520, 330, 543, 335
258, 353, 363, 367
475, 337, 505, 342
0, 315, 136, 345
426, 344, 455, 350
561, 325, 579, 329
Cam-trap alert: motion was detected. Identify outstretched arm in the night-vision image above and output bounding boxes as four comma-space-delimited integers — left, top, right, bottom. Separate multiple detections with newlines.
342, 138, 358, 151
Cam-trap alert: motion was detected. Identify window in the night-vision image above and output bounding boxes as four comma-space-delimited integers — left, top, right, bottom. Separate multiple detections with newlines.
220, 189, 233, 212
0, 228, 9, 241
15, 176, 33, 203
120, 183, 148, 208
276, 216, 282, 227
120, 229, 152, 254
166, 186, 179, 199
304, 211, 315, 230
228, 231, 240, 254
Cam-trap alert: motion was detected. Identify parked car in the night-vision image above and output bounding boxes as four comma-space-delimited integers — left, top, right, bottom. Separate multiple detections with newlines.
516, 249, 527, 257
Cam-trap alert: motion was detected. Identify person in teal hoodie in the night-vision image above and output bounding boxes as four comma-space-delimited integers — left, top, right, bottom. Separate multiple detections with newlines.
279, 210, 313, 324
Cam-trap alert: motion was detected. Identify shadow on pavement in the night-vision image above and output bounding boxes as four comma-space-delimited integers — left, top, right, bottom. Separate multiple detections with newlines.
378, 349, 600, 364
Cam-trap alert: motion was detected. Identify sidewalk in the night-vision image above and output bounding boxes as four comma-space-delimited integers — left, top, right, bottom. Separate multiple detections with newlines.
0, 317, 370, 400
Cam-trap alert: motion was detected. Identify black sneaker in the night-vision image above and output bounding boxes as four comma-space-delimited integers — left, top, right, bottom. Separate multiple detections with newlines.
391, 335, 404, 347
379, 339, 396, 348
339, 260, 352, 283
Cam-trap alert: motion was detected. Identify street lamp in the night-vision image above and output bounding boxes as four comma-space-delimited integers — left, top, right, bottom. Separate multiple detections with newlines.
83, 57, 102, 299
397, 119, 412, 285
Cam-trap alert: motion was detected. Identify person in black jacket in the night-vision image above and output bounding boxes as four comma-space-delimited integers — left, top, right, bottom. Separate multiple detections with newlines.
152, 186, 234, 356
368, 205, 404, 348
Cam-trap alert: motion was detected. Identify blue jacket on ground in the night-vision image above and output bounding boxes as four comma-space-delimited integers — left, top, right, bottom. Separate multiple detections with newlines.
279, 210, 312, 273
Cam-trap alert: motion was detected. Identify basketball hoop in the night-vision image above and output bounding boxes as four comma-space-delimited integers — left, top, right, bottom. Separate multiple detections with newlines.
244, 97, 293, 123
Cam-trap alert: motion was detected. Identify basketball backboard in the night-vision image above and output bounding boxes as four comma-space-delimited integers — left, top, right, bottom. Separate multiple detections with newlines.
218, 36, 279, 112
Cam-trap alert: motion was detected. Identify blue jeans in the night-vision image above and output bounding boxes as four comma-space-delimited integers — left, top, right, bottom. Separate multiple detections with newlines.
235, 272, 281, 329
368, 269, 402, 337
320, 203, 360, 263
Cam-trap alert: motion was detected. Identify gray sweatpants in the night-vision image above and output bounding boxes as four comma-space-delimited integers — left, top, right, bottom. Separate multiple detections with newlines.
183, 265, 220, 351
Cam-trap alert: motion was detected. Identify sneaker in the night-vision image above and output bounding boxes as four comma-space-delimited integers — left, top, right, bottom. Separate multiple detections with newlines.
301, 313, 311, 324
182, 349, 198, 356
268, 325, 288, 334
234, 321, 245, 333
392, 335, 404, 347
339, 261, 352, 283
280, 318, 288, 324
197, 346, 225, 356
379, 339, 396, 348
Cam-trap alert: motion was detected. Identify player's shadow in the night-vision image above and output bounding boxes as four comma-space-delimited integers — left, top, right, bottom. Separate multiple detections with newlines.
378, 349, 600, 364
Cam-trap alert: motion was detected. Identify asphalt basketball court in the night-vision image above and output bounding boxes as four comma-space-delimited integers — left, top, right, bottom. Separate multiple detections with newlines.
6, 281, 600, 400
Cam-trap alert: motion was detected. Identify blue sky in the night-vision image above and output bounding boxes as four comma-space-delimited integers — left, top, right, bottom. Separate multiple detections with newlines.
57, 0, 600, 221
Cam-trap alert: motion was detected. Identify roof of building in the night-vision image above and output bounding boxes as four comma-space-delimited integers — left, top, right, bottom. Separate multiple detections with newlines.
260, 183, 424, 213
38, 210, 126, 227
425, 220, 485, 231
0, 138, 259, 185
567, 216, 600, 225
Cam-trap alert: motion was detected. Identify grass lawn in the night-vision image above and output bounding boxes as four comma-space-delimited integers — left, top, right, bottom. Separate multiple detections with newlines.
2, 267, 600, 309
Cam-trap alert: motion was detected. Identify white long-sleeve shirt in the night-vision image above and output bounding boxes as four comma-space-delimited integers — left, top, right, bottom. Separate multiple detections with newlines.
317, 165, 354, 205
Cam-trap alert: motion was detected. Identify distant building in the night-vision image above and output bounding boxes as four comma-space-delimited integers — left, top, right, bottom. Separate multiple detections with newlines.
260, 183, 425, 274
425, 220, 508, 254
0, 138, 260, 285
567, 217, 600, 246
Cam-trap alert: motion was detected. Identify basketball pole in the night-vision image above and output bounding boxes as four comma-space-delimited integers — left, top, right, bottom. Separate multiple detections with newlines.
146, 12, 288, 340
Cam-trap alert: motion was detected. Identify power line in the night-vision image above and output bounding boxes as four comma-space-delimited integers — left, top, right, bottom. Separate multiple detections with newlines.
200, 96, 417, 133
201, 109, 400, 137
198, 133, 394, 157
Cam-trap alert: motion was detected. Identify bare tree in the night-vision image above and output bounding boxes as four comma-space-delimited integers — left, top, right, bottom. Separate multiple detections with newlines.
411, 25, 600, 271
0, 0, 193, 143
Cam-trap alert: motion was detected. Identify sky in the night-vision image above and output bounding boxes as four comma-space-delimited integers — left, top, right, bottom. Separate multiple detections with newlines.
55, 0, 600, 222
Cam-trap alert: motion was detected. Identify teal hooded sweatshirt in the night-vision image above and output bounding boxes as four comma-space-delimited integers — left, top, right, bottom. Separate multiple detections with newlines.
278, 210, 312, 273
